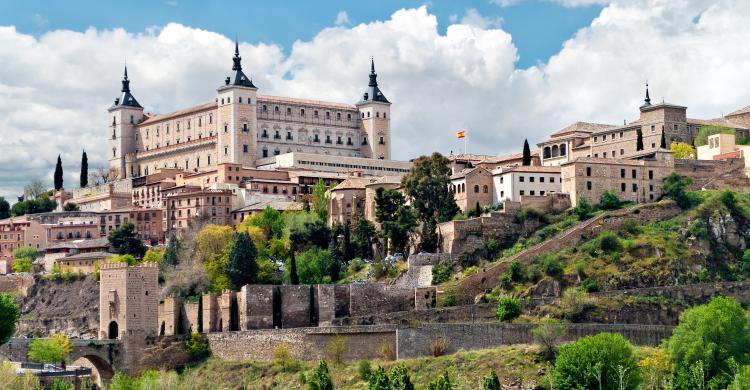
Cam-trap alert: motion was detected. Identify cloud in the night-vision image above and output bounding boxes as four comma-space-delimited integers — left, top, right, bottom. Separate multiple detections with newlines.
550, 0, 611, 6
1, 2, 750, 200
334, 10, 350, 26
31, 13, 47, 27
460, 9, 502, 29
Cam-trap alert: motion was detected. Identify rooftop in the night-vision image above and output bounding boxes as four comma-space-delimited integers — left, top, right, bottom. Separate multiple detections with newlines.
549, 121, 618, 138
493, 165, 562, 175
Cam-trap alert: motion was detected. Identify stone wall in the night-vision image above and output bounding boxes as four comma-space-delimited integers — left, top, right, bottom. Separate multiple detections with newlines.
238, 284, 274, 329
519, 193, 571, 213
349, 284, 417, 317
0, 274, 34, 295
455, 202, 682, 304
593, 281, 750, 305
676, 158, 750, 191
279, 285, 314, 328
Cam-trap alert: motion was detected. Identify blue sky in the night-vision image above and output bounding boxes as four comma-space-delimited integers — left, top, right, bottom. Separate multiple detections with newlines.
0, 0, 603, 68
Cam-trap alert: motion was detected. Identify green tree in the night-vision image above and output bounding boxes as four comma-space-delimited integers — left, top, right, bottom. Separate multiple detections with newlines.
636, 128, 644, 151
426, 372, 453, 390
663, 173, 693, 208
573, 197, 593, 220
307, 360, 334, 390
142, 247, 164, 264
666, 296, 750, 389
353, 218, 376, 259
671, 142, 697, 159
327, 234, 342, 283
532, 318, 567, 361
660, 131, 667, 149
28, 334, 73, 367
496, 296, 522, 322
389, 364, 414, 390
12, 246, 37, 273
482, 371, 501, 390
599, 191, 622, 210
80, 150, 88, 188
108, 222, 146, 257
522, 139, 532, 166
0, 197, 9, 219
312, 179, 330, 221
729, 365, 750, 390
368, 366, 391, 389
226, 232, 259, 289
195, 225, 234, 290
694, 125, 735, 147
163, 234, 181, 267
0, 293, 19, 345
375, 187, 417, 255
54, 155, 63, 190
551, 332, 641, 390
401, 153, 460, 252
295, 248, 335, 284
62, 202, 80, 211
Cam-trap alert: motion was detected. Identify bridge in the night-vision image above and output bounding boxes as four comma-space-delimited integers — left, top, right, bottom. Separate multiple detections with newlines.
0, 338, 122, 383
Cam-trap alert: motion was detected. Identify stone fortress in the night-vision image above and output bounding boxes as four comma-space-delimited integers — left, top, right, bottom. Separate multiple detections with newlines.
108, 42, 394, 180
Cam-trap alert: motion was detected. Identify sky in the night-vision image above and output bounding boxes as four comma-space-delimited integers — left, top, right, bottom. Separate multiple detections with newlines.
1, 0, 750, 201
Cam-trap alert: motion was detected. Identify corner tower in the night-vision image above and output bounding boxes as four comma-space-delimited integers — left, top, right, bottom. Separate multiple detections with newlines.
107, 66, 144, 179
357, 58, 391, 160
217, 41, 258, 167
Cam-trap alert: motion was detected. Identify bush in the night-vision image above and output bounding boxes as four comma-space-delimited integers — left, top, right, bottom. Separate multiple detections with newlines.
499, 273, 513, 291
273, 343, 297, 372
326, 335, 347, 365
598, 231, 622, 253
666, 296, 750, 389
307, 360, 333, 390
431, 262, 452, 285
379, 342, 395, 361
496, 296, 521, 322
508, 260, 524, 282
368, 366, 391, 389
599, 191, 622, 210
573, 197, 593, 220
729, 365, 750, 390
482, 371, 501, 390
525, 263, 542, 283
51, 379, 74, 390
389, 364, 415, 390
0, 293, 20, 346
663, 173, 694, 208
485, 239, 501, 259
442, 292, 457, 307
581, 278, 600, 293
551, 333, 641, 390
539, 254, 563, 278
532, 318, 567, 361
560, 287, 592, 322
184, 332, 210, 362
429, 337, 450, 357
28, 333, 72, 366
426, 372, 453, 390
357, 359, 372, 381
638, 349, 673, 390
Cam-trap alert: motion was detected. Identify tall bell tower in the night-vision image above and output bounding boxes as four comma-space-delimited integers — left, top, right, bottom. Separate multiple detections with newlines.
107, 66, 143, 179
357, 58, 391, 160
216, 41, 258, 167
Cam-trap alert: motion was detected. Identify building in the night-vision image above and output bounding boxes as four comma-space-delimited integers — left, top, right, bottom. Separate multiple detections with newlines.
107, 44, 393, 179
256, 152, 411, 177
55, 251, 117, 275
99, 262, 159, 339
697, 133, 750, 172
560, 149, 675, 206
231, 199, 304, 225
449, 167, 494, 213
165, 188, 235, 234
97, 208, 164, 244
0, 216, 47, 273
492, 166, 562, 203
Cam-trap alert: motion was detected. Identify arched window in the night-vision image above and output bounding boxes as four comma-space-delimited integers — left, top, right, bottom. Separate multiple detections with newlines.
483, 185, 488, 193
287, 107, 292, 115
560, 144, 567, 156
108, 321, 119, 339
221, 98, 224, 105
551, 145, 559, 157
543, 147, 551, 159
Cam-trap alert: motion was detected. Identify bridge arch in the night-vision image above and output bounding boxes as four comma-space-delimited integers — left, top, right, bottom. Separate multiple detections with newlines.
71, 353, 115, 387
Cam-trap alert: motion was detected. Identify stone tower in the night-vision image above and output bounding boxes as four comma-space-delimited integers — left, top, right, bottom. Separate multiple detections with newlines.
99, 262, 159, 340
357, 58, 391, 160
217, 41, 258, 167
107, 66, 144, 179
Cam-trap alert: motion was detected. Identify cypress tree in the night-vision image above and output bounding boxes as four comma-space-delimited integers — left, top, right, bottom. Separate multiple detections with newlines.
54, 155, 64, 190
289, 250, 300, 285
80, 150, 88, 188
636, 128, 644, 151
660, 131, 667, 149
226, 232, 258, 289
522, 139, 531, 166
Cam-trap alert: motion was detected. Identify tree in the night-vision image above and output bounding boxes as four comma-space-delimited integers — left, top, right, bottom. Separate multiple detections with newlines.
62, 202, 80, 211
23, 180, 46, 200
54, 155, 63, 190
80, 150, 88, 188
532, 318, 567, 361
573, 197, 593, 219
327, 234, 342, 283
195, 225, 234, 290
694, 125, 735, 147
375, 187, 417, 255
671, 142, 696, 159
496, 296, 521, 322
312, 179, 329, 221
663, 173, 693, 208
368, 366, 391, 389
28, 334, 73, 368
0, 293, 19, 345
353, 218, 376, 260
226, 232, 259, 289
108, 222, 146, 258
482, 371, 501, 390
307, 360, 333, 390
666, 296, 750, 389
426, 372, 453, 390
0, 197, 10, 219
636, 128, 644, 151
10, 194, 57, 217
660, 131, 667, 149
389, 364, 415, 390
289, 250, 300, 285
522, 139, 531, 166
729, 365, 750, 390
295, 248, 335, 284
12, 246, 37, 273
551, 332, 641, 390
599, 191, 622, 210
89, 166, 119, 186
401, 153, 460, 251
163, 234, 181, 267
142, 247, 164, 264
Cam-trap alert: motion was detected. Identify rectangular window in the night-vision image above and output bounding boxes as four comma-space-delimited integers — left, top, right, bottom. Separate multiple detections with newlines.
540, 177, 545, 183
530, 190, 535, 196
586, 167, 591, 177
519, 176, 525, 182
549, 177, 555, 183
632, 183, 638, 192
621, 182, 626, 192
243, 144, 248, 153
648, 170, 654, 180
520, 190, 525, 196
529, 176, 535, 183
586, 181, 592, 190
632, 169, 636, 179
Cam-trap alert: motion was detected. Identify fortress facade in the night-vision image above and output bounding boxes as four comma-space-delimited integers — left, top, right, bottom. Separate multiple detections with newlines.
107, 42, 392, 179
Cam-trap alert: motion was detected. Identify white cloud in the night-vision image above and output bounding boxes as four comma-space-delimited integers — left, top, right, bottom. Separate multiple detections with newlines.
550, 0, 611, 7
460, 9, 502, 29
334, 10, 351, 26
1, 2, 750, 200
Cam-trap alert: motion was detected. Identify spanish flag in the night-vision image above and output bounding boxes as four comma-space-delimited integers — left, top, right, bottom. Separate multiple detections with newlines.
456, 131, 466, 139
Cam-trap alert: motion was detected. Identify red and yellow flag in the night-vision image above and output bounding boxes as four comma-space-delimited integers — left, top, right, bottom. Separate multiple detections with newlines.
456, 131, 466, 139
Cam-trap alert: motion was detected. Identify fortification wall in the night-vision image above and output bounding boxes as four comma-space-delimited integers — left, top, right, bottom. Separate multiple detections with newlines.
239, 285, 274, 330
279, 285, 314, 328
520, 193, 571, 213
0, 274, 34, 295
593, 281, 750, 304
349, 284, 417, 317
676, 158, 750, 191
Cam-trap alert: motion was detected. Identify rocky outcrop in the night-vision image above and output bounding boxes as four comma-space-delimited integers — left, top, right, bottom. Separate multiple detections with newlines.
15, 276, 99, 339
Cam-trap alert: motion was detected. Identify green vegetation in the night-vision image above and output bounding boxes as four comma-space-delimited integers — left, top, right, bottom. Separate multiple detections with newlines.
184, 332, 211, 362
495, 296, 521, 322
431, 261, 452, 285
694, 125, 738, 147
54, 154, 63, 190
80, 150, 88, 188
12, 246, 37, 273
522, 139, 531, 166
671, 142, 696, 159
28, 333, 73, 367
226, 231, 258, 289
0, 293, 19, 346
0, 197, 9, 219
599, 191, 623, 211
10, 193, 56, 216
108, 221, 147, 258
308, 360, 334, 390
62, 202, 80, 211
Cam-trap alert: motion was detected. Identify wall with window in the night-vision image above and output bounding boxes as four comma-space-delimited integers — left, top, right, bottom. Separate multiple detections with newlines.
492, 169, 562, 203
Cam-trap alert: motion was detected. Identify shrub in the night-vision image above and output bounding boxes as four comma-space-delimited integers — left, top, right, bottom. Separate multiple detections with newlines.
539, 254, 563, 278
599, 191, 622, 210
442, 292, 457, 307
666, 296, 750, 389
729, 365, 750, 390
525, 263, 542, 283
184, 332, 210, 362
573, 197, 593, 220
623, 217, 640, 235
429, 337, 450, 357
357, 359, 372, 381
598, 231, 622, 253
485, 239, 501, 259
0, 293, 20, 346
532, 318, 567, 361
432, 262, 452, 285
51, 379, 74, 390
508, 260, 524, 282
307, 360, 333, 390
368, 366, 391, 389
426, 372, 453, 390
482, 371, 501, 390
581, 278, 600, 293
499, 273, 513, 290
389, 364, 415, 390
496, 296, 521, 322
638, 349, 673, 390
687, 218, 708, 239
551, 333, 641, 390
109, 373, 139, 390
273, 343, 297, 372
560, 287, 592, 322
326, 335, 347, 364
663, 173, 694, 208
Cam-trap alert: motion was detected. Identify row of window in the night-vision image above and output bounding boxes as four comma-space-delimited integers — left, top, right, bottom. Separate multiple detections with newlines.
584, 166, 655, 180
259, 130, 360, 146
516, 175, 556, 183
450, 183, 490, 194
297, 160, 407, 172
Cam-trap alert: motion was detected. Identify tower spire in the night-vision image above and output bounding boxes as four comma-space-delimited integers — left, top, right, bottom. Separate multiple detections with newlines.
224, 40, 256, 88
640, 82, 652, 108
368, 57, 378, 87
232, 40, 242, 71
121, 65, 130, 93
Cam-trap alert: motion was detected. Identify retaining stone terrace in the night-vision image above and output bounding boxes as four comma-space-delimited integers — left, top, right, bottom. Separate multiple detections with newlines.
454, 201, 682, 304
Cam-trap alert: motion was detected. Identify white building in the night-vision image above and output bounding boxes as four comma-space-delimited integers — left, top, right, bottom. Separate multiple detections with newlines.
492, 166, 562, 202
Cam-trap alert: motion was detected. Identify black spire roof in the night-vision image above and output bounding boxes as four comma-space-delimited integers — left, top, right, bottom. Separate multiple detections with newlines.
357, 58, 389, 104
225, 41, 256, 88
640, 83, 652, 108
113, 65, 142, 108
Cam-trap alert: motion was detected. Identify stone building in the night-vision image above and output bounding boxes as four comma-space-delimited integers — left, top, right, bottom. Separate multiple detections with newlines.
328, 175, 403, 226
165, 187, 235, 235
697, 133, 750, 173
491, 166, 562, 203
0, 216, 47, 273
449, 167, 494, 212
560, 149, 675, 206
99, 262, 159, 339
107, 43, 393, 179
97, 208, 164, 244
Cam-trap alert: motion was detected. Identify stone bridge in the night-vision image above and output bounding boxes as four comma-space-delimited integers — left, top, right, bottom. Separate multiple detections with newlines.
0, 338, 122, 382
